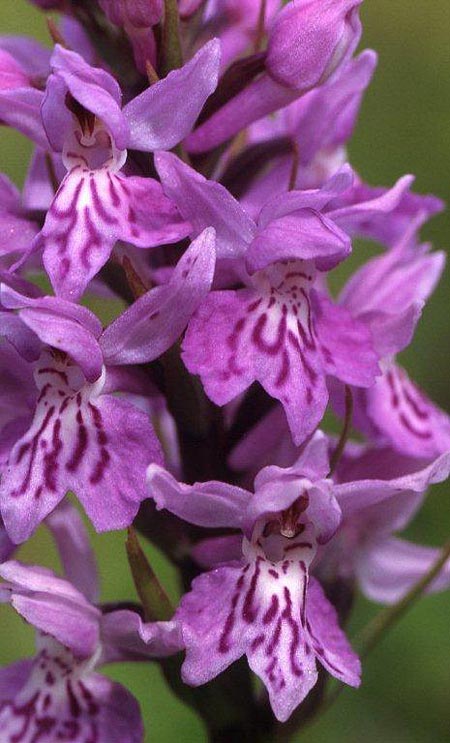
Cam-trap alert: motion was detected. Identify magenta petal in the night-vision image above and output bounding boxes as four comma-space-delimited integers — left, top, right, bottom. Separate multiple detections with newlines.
183, 282, 329, 446
1, 284, 104, 382
182, 289, 257, 405
0, 369, 163, 542
334, 451, 450, 518
266, 0, 362, 91
177, 558, 319, 723
229, 405, 298, 474
0, 36, 51, 78
246, 210, 351, 274
0, 517, 15, 562
74, 673, 144, 743
0, 87, 47, 148
123, 39, 221, 151
23, 149, 65, 212
185, 73, 299, 154
306, 577, 360, 686
0, 561, 100, 658
0, 659, 33, 702
41, 169, 187, 301
312, 291, 380, 388
44, 45, 127, 151
176, 564, 252, 685
357, 536, 450, 605
0, 343, 35, 464
156, 152, 256, 258
365, 365, 450, 459
101, 610, 182, 663
147, 464, 250, 529
74, 393, 163, 533
191, 535, 243, 569
46, 500, 99, 603
0, 312, 42, 362
115, 175, 191, 248
329, 174, 415, 235
101, 228, 216, 365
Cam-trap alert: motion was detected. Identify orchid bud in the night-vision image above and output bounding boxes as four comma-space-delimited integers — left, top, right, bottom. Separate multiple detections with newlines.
99, 0, 163, 27
178, 0, 205, 18
266, 0, 363, 91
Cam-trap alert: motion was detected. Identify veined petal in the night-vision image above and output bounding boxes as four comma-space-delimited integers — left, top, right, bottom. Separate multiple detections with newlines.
366, 365, 450, 459
183, 265, 329, 446
124, 40, 221, 151
0, 640, 143, 743
0, 358, 163, 542
100, 228, 216, 366
41, 169, 187, 301
305, 577, 360, 686
312, 291, 380, 388
177, 553, 318, 723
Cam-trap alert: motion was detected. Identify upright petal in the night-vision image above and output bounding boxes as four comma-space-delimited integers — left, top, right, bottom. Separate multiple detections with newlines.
43, 45, 127, 152
100, 228, 216, 365
156, 152, 256, 259
123, 40, 221, 151
246, 210, 351, 275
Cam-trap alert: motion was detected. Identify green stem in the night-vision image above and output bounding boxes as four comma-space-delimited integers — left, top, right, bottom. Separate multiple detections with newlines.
161, 0, 183, 75
254, 0, 268, 53
329, 385, 353, 476
126, 527, 174, 621
288, 140, 300, 191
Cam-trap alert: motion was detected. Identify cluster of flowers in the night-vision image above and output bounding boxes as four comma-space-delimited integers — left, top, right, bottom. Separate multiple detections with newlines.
0, 0, 449, 739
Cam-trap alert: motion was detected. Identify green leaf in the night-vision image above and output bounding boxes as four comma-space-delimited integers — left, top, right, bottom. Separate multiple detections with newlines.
126, 526, 174, 621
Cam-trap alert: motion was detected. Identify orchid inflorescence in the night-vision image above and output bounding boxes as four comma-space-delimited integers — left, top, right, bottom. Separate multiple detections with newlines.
0, 1, 448, 740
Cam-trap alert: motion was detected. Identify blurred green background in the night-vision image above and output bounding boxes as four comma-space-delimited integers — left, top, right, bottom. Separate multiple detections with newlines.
1, 1, 450, 741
